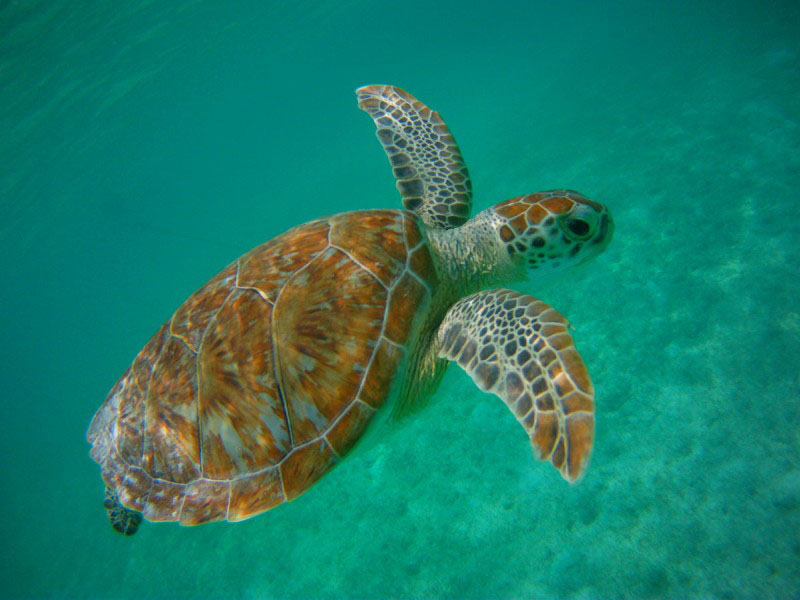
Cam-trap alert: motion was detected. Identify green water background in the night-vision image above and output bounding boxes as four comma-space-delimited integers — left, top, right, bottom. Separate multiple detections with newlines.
2, 1, 799, 598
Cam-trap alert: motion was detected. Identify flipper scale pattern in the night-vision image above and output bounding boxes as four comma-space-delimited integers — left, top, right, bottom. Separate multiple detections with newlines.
357, 85, 472, 229
438, 289, 594, 482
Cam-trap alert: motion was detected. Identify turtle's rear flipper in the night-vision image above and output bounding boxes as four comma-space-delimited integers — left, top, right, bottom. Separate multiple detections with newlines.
103, 487, 143, 536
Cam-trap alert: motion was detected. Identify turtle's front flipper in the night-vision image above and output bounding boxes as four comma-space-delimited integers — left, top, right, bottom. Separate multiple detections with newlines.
356, 85, 472, 229
103, 486, 143, 536
437, 289, 594, 482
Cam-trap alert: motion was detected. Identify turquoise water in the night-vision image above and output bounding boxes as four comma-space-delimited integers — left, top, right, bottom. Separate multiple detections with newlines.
2, 0, 799, 598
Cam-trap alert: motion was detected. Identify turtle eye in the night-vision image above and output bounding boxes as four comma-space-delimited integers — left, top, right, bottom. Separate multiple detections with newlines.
565, 217, 591, 238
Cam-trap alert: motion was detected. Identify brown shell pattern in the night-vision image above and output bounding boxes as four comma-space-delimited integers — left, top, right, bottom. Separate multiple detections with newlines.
87, 210, 436, 525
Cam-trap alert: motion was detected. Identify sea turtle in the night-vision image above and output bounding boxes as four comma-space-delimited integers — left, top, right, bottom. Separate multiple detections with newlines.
87, 85, 613, 535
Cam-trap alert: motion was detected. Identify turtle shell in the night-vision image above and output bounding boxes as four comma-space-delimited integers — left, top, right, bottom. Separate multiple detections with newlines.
87, 209, 438, 525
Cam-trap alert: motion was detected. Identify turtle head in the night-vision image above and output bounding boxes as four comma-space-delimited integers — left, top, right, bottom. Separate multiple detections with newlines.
492, 191, 613, 275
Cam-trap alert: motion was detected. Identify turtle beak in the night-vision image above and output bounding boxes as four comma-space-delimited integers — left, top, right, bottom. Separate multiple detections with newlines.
597, 212, 614, 248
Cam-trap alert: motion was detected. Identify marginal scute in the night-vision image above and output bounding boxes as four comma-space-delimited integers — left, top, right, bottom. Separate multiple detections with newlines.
325, 401, 375, 456
280, 440, 338, 501
228, 468, 284, 522
384, 272, 429, 345
100, 444, 128, 491
118, 467, 152, 512
143, 479, 186, 522
88, 369, 126, 456
179, 479, 231, 525
409, 245, 437, 283
357, 338, 405, 409
402, 213, 423, 248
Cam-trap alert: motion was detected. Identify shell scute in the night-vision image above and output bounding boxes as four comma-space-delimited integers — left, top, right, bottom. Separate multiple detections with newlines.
237, 218, 330, 303
402, 212, 423, 248
275, 246, 387, 445
384, 272, 428, 345
228, 468, 284, 522
143, 479, 185, 522
100, 444, 128, 492
179, 479, 231, 525
171, 262, 237, 352
145, 336, 201, 483
325, 401, 375, 456
357, 338, 405, 409
279, 440, 339, 501
132, 322, 170, 385
90, 209, 430, 527
198, 287, 288, 479
118, 466, 152, 512
330, 212, 407, 287
408, 244, 437, 283
116, 371, 145, 467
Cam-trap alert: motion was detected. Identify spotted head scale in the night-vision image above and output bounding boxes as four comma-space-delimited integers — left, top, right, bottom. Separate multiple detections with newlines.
493, 190, 614, 275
